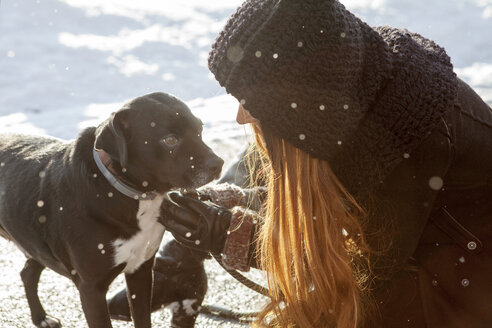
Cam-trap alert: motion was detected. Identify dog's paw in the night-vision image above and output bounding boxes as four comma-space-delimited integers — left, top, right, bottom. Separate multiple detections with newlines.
37, 316, 62, 328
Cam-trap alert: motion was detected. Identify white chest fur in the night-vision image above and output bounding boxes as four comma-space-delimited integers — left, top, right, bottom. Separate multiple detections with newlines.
112, 194, 165, 274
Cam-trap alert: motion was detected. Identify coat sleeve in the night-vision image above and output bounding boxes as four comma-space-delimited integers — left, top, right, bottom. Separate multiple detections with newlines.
362, 112, 454, 326
365, 116, 453, 276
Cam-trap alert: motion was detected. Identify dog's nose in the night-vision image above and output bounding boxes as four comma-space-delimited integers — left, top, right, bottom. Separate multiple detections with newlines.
207, 157, 224, 179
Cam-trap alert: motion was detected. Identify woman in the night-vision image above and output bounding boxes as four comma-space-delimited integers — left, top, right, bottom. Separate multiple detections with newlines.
160, 0, 492, 327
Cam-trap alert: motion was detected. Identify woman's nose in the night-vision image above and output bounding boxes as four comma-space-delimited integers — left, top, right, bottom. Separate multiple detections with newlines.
236, 104, 258, 125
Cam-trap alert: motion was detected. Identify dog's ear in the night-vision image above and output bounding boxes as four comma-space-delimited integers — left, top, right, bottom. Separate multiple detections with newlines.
94, 109, 131, 168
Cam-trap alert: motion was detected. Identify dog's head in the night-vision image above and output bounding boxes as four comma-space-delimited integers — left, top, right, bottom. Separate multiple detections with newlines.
94, 92, 223, 192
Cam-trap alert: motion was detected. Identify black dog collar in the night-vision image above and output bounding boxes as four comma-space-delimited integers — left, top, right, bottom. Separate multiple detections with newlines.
92, 148, 158, 201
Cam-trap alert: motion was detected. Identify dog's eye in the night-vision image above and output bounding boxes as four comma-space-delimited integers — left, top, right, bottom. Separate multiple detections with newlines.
162, 135, 179, 147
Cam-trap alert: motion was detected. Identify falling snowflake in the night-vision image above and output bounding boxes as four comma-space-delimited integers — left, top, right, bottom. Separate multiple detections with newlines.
428, 176, 444, 190
185, 232, 192, 238
108, 192, 113, 198
461, 278, 470, 287
37, 200, 44, 207
150, 122, 156, 127
299, 134, 306, 140
38, 216, 47, 223
273, 53, 279, 59
226, 45, 244, 63
255, 51, 262, 58
291, 103, 297, 109
142, 181, 148, 187
319, 105, 325, 111
98, 243, 104, 250
297, 41, 303, 47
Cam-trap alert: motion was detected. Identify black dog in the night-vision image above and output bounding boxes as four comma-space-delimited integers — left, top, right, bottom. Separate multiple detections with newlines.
108, 239, 208, 328
0, 92, 223, 328
108, 148, 267, 327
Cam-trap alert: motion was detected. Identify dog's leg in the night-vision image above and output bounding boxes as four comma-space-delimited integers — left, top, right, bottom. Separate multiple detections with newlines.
107, 287, 132, 321
78, 282, 113, 328
124, 255, 155, 328
21, 258, 62, 328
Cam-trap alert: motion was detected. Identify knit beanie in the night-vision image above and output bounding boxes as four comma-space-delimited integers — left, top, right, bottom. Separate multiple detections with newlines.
208, 0, 457, 197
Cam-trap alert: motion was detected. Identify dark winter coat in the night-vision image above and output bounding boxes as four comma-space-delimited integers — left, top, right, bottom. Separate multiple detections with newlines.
216, 77, 492, 327
365, 78, 492, 328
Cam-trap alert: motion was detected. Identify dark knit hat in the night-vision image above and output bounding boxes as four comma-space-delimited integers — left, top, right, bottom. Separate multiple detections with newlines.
209, 0, 457, 197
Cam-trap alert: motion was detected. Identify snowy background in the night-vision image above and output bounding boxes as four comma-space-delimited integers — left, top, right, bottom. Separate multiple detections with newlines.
0, 0, 491, 327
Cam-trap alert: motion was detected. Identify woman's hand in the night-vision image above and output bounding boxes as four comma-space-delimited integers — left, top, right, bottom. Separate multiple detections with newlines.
159, 192, 232, 254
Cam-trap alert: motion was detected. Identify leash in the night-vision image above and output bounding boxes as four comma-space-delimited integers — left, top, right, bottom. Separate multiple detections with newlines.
199, 304, 258, 323
211, 252, 269, 296
198, 252, 269, 322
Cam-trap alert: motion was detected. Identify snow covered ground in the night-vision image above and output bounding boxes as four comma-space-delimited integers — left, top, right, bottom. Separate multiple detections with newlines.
0, 0, 491, 327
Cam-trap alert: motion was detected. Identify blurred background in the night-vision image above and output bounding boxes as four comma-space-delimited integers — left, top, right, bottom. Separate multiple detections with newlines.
0, 0, 491, 327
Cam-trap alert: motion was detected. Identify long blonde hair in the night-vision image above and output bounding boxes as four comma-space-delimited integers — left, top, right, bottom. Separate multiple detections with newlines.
249, 124, 372, 327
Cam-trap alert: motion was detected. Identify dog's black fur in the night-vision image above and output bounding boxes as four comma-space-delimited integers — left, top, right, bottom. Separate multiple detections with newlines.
0, 92, 223, 328
108, 239, 208, 328
107, 147, 267, 327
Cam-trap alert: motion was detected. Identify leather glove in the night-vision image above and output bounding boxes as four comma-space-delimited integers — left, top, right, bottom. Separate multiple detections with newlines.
159, 192, 232, 254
